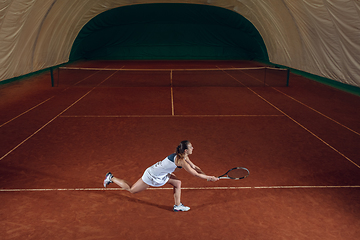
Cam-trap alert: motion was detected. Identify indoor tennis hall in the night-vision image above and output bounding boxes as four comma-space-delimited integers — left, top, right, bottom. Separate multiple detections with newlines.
1, 1, 360, 240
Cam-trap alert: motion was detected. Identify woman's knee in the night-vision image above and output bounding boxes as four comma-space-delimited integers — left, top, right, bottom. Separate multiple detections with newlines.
176, 179, 181, 188
129, 179, 149, 194
129, 188, 139, 194
170, 179, 181, 188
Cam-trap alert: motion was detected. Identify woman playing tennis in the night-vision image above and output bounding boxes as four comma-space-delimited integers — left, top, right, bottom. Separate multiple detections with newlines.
103, 140, 219, 212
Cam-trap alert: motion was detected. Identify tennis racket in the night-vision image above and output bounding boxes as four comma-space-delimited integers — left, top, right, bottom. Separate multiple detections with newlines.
218, 167, 250, 180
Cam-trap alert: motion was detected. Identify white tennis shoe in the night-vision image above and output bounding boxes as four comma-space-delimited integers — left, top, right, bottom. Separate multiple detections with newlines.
103, 172, 113, 188
173, 203, 190, 212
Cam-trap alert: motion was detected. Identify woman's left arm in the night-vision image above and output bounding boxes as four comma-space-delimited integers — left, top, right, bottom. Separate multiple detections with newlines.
181, 159, 217, 181
185, 158, 205, 174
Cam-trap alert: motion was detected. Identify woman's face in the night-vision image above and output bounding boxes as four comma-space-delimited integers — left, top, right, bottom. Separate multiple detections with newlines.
186, 143, 194, 155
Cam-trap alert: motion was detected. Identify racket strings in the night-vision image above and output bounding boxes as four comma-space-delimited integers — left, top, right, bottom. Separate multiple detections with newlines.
227, 168, 249, 179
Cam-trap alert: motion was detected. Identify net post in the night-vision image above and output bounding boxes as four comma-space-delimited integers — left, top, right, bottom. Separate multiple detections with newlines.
264, 67, 267, 86
286, 68, 290, 87
50, 67, 54, 87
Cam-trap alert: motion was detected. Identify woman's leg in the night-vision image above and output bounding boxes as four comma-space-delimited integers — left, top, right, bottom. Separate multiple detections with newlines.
167, 174, 182, 206
112, 177, 149, 194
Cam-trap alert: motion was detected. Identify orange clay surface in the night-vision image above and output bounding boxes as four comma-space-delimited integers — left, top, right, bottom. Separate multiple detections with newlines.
0, 60, 359, 240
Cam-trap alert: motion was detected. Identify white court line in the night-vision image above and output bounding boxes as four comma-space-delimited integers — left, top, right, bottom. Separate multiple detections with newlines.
272, 88, 360, 136
0, 96, 54, 128
0, 71, 118, 161
1, 185, 359, 192
222, 72, 360, 169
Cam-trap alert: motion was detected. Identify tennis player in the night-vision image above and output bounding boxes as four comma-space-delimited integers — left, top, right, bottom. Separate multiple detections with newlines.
103, 140, 219, 212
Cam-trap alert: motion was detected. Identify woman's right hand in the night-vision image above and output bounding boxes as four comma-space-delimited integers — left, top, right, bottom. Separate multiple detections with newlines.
207, 176, 219, 182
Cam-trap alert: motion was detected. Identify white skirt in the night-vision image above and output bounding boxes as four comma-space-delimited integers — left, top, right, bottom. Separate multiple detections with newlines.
141, 167, 170, 187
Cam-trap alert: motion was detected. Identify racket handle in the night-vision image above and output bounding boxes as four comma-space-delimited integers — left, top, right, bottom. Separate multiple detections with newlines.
207, 177, 220, 181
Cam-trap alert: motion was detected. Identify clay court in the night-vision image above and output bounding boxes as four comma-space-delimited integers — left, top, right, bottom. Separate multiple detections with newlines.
0, 60, 359, 239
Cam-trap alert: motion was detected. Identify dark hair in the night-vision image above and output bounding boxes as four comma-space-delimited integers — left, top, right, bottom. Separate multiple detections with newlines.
175, 140, 190, 161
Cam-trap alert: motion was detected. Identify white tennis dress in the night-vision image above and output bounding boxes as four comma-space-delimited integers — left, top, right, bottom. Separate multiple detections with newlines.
141, 153, 181, 187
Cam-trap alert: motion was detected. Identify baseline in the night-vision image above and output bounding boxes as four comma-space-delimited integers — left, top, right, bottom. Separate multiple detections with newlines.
1, 185, 359, 192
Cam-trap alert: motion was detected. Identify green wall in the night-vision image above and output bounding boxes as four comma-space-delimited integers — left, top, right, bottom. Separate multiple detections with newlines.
70, 3, 268, 61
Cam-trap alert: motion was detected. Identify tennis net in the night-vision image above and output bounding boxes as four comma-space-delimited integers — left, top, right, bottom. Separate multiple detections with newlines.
54, 66, 290, 87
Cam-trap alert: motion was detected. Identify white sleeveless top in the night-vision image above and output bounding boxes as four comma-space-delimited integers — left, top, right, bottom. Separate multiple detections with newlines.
141, 153, 181, 187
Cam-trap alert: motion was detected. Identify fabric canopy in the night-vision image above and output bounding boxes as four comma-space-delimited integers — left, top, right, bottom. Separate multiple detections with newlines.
0, 0, 359, 88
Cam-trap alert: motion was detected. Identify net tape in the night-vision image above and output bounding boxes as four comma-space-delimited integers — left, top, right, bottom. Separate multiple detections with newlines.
59, 66, 287, 72
56, 66, 289, 87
